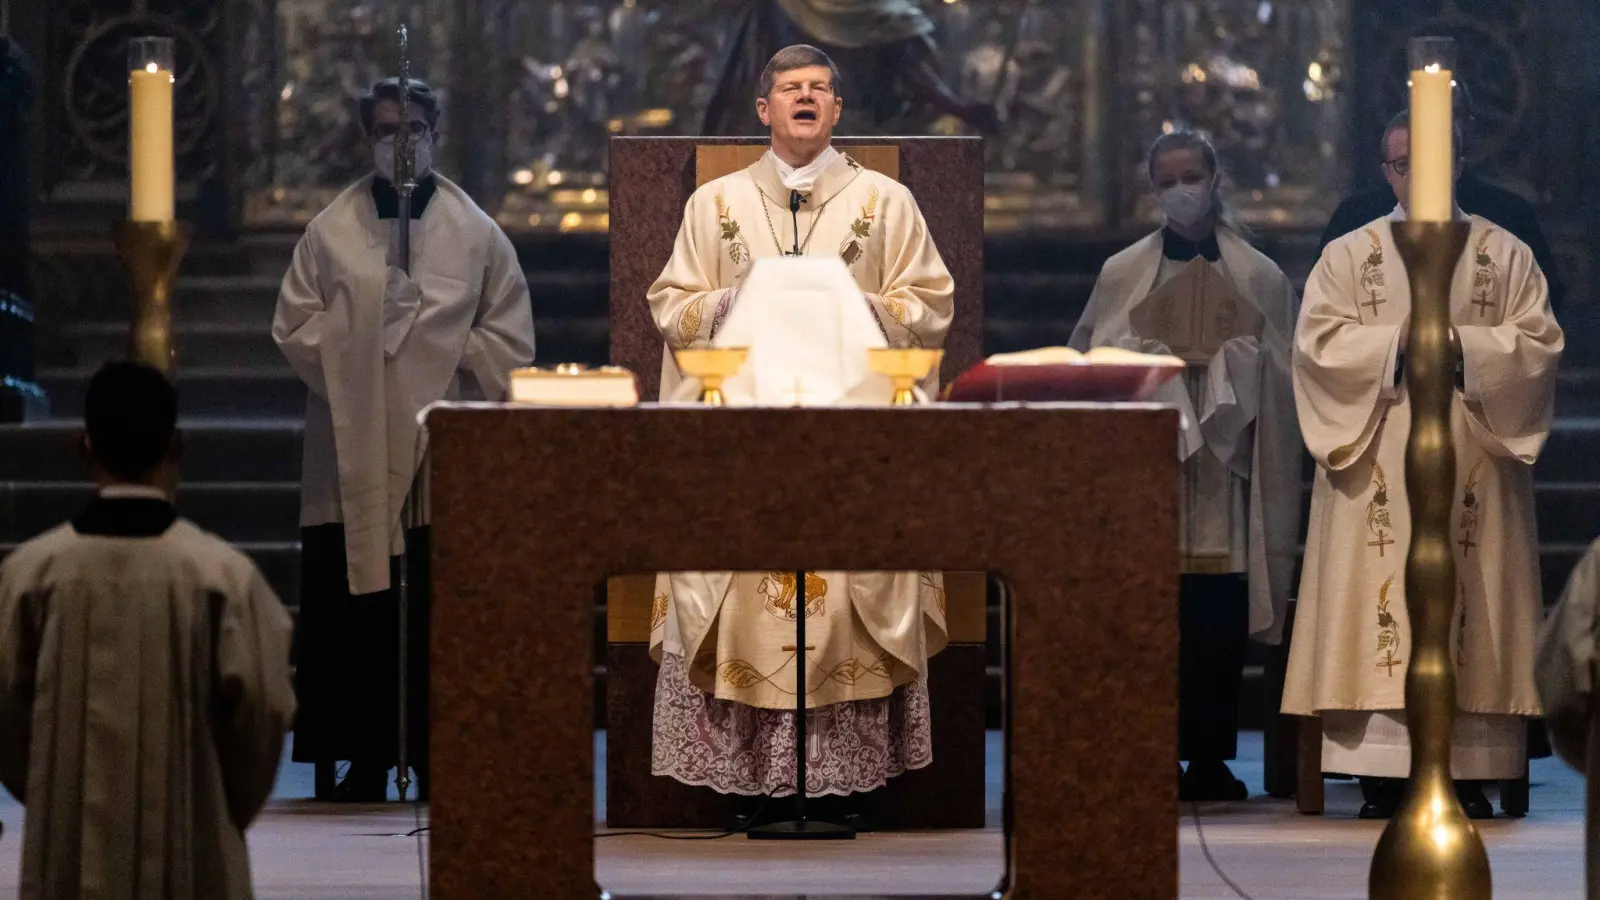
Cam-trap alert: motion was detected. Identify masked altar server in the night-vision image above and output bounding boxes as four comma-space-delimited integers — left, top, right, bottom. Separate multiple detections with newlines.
1282, 112, 1562, 819
1069, 129, 1302, 802
272, 76, 536, 801
646, 44, 953, 816
0, 362, 295, 900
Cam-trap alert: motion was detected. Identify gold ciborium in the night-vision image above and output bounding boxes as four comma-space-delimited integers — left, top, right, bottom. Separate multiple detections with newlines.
868, 347, 943, 406
673, 347, 750, 406
114, 220, 191, 374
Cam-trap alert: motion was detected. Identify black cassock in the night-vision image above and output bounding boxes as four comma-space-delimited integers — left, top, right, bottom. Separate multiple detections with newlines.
292, 524, 430, 784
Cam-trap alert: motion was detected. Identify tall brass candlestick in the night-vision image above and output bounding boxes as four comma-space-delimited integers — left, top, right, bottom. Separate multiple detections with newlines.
1369, 219, 1489, 900
115, 220, 189, 374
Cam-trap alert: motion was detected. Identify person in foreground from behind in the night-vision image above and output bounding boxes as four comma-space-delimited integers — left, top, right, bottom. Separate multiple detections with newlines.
1281, 111, 1562, 820
1068, 129, 1302, 802
0, 361, 295, 899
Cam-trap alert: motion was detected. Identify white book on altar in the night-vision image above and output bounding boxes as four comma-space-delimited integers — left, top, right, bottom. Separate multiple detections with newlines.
711, 256, 892, 406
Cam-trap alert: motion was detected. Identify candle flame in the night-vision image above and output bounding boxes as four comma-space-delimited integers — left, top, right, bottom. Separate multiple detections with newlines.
1424, 63, 1442, 74
144, 62, 158, 73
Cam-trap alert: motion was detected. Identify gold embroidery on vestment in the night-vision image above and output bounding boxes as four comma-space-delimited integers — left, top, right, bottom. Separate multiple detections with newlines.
1376, 574, 1402, 676
650, 592, 669, 631
758, 571, 829, 622
839, 185, 878, 267
677, 296, 705, 347
820, 653, 896, 686
1470, 230, 1500, 319
1366, 462, 1395, 557
1357, 229, 1387, 323
715, 652, 897, 693
715, 191, 750, 266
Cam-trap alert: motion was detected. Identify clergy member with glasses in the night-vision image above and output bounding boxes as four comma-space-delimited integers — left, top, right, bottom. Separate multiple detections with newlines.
273, 76, 536, 802
1282, 110, 1562, 820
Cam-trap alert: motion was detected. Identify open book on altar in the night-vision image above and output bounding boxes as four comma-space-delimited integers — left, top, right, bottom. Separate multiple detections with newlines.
1127, 257, 1262, 364
943, 346, 1184, 402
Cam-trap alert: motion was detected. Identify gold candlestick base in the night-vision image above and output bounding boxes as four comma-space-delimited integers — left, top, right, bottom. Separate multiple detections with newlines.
1369, 219, 1489, 900
868, 348, 944, 406
673, 347, 750, 407
115, 220, 191, 374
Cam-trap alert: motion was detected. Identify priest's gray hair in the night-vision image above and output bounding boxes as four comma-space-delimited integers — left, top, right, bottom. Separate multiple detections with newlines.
359, 77, 442, 133
1381, 110, 1465, 160
759, 44, 843, 98
1147, 128, 1247, 236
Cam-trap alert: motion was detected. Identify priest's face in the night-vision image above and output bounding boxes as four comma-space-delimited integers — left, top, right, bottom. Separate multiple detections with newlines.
1382, 126, 1412, 214
757, 65, 843, 161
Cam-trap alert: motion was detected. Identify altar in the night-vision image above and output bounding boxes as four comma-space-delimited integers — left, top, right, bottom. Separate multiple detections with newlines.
425, 401, 1179, 898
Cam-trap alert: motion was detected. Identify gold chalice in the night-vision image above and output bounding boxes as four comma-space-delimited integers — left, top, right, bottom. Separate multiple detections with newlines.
868, 348, 944, 406
673, 347, 750, 406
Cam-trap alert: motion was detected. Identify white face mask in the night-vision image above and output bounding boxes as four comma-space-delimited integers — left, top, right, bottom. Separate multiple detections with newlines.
374, 133, 433, 183
1157, 180, 1214, 227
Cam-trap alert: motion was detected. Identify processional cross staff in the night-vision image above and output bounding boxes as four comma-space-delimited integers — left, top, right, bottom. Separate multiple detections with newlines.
393, 21, 418, 807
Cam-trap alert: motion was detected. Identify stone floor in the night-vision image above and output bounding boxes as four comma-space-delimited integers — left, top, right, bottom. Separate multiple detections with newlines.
0, 732, 1584, 899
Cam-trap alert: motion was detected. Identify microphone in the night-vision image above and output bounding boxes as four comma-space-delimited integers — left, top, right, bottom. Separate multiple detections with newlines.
789, 190, 803, 257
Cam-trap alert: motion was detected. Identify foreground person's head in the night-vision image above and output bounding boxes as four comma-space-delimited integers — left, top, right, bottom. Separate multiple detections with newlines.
756, 44, 844, 165
79, 361, 182, 490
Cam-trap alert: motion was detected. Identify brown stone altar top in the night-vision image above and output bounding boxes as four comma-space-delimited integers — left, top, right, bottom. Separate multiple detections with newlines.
426, 403, 1178, 899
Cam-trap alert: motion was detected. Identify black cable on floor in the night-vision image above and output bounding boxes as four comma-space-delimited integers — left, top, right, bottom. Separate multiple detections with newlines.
595, 798, 772, 841
412, 793, 427, 899
1189, 801, 1256, 900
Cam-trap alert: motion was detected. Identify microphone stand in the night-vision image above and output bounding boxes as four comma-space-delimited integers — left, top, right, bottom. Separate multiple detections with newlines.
748, 570, 855, 840
788, 190, 802, 257
393, 23, 416, 808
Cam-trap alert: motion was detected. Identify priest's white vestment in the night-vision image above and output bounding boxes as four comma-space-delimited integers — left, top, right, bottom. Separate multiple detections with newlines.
0, 515, 295, 900
273, 174, 536, 595
645, 149, 954, 795
1282, 212, 1563, 778
1068, 227, 1302, 645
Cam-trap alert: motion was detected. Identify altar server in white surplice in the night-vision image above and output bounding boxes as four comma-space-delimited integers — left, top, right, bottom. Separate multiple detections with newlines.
646, 44, 954, 813
1282, 111, 1563, 820
272, 77, 535, 801
1069, 129, 1302, 802
0, 362, 295, 900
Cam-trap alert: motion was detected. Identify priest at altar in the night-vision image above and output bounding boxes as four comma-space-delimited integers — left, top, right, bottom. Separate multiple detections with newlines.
1282, 112, 1563, 820
1069, 129, 1302, 803
645, 44, 954, 818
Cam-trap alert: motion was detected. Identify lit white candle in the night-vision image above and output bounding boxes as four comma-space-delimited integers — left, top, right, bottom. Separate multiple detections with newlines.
1408, 37, 1456, 223
129, 38, 175, 222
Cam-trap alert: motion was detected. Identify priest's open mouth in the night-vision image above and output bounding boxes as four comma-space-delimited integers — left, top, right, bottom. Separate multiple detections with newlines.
793, 110, 818, 121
